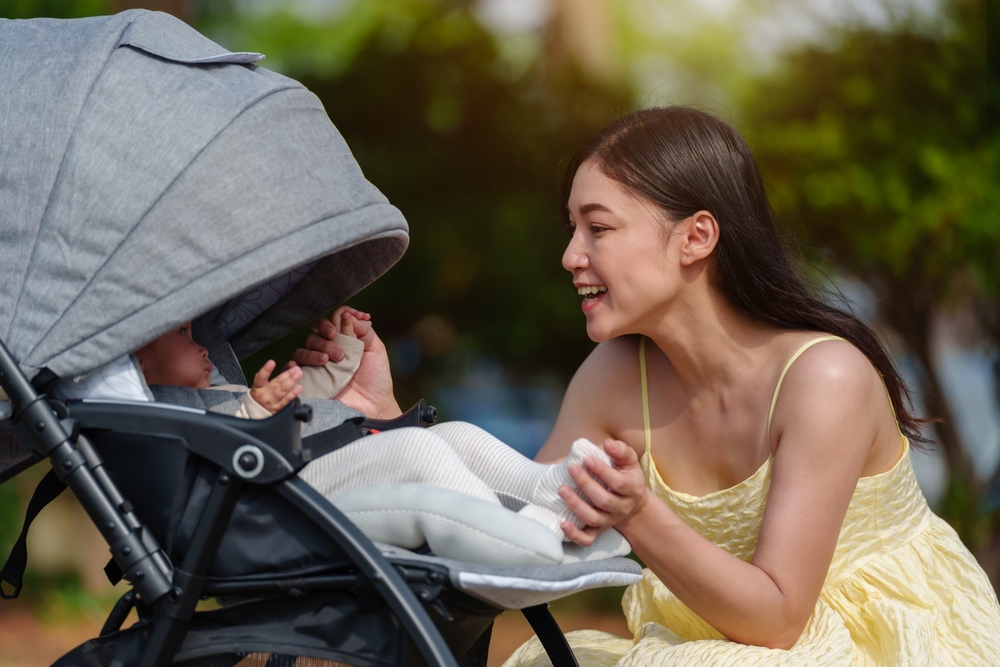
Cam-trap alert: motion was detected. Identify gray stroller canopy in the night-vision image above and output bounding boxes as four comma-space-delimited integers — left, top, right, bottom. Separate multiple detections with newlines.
0, 10, 408, 383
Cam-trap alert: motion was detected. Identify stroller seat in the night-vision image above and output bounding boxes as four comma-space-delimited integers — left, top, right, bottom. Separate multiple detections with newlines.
51, 349, 637, 574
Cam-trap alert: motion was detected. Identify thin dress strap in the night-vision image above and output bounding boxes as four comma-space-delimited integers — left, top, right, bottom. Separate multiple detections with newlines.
766, 335, 847, 441
640, 336, 651, 454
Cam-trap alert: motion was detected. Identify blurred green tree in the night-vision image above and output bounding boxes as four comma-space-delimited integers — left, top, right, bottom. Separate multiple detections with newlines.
744, 0, 997, 561
221, 1, 632, 402
0, 0, 108, 18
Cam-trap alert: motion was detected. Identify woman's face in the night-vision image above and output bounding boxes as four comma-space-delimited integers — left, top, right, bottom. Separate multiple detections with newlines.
562, 160, 683, 342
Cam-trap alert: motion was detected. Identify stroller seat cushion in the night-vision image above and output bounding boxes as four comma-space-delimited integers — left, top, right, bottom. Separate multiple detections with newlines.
329, 483, 565, 566
561, 525, 633, 563
377, 543, 643, 610
328, 483, 633, 568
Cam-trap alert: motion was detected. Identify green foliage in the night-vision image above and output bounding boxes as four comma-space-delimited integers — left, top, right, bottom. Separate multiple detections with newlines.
232, 2, 632, 395
743, 0, 997, 554
0, 480, 19, 557
0, 0, 109, 19
23, 570, 110, 621
550, 585, 628, 615
744, 0, 996, 306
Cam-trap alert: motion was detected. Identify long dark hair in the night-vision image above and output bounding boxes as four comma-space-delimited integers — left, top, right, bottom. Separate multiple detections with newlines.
562, 106, 926, 443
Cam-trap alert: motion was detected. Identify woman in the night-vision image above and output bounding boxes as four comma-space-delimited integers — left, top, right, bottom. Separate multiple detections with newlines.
298, 107, 1000, 664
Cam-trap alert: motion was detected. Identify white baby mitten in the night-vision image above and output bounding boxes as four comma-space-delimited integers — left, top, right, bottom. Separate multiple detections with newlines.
516, 438, 613, 539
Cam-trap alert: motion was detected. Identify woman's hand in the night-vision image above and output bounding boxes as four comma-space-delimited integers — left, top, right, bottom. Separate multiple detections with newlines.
559, 438, 649, 546
291, 311, 402, 419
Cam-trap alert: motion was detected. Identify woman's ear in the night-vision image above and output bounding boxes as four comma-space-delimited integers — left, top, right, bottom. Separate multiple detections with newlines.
678, 210, 719, 266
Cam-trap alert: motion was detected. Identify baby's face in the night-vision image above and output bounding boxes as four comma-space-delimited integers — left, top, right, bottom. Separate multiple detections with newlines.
136, 322, 213, 389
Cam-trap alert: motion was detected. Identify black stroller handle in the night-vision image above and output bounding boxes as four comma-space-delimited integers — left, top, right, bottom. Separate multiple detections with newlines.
0, 339, 175, 606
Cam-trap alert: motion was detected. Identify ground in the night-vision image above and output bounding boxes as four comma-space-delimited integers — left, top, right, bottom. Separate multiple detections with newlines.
0, 596, 631, 667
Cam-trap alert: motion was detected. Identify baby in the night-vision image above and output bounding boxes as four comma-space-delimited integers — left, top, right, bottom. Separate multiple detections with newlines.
134, 308, 612, 540
134, 306, 367, 419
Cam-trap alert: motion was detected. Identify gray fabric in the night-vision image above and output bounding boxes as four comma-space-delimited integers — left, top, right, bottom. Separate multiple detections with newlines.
148, 385, 364, 438
205, 260, 319, 339
0, 419, 31, 483
376, 543, 643, 609
230, 243, 404, 359
117, 11, 265, 64
0, 10, 408, 384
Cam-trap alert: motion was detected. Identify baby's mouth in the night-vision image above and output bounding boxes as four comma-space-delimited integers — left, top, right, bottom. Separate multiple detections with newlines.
577, 285, 607, 302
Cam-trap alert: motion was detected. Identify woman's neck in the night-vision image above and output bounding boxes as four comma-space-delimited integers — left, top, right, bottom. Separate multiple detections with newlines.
645, 286, 776, 396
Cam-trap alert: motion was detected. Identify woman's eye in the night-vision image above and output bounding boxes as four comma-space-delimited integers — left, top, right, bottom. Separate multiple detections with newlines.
590, 224, 608, 234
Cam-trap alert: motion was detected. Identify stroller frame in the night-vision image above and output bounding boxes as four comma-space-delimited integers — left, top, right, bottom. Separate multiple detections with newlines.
0, 338, 580, 667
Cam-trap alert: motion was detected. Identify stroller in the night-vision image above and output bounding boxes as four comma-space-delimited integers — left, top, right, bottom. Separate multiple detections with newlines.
0, 10, 641, 667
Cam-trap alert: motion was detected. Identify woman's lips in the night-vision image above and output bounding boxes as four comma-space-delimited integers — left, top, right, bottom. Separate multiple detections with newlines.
581, 290, 607, 312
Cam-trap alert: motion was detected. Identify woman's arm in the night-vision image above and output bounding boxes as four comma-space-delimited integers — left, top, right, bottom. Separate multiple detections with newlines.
566, 341, 886, 648
535, 336, 644, 463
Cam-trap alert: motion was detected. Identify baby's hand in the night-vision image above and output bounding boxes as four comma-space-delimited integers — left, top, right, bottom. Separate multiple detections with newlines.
249, 360, 303, 413
330, 306, 371, 340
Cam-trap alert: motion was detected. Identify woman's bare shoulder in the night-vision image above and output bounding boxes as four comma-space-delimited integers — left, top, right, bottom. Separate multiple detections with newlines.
779, 336, 879, 400
570, 335, 644, 394
536, 336, 644, 461
770, 335, 888, 457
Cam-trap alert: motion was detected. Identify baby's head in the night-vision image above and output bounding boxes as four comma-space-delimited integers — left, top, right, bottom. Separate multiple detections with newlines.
135, 322, 213, 389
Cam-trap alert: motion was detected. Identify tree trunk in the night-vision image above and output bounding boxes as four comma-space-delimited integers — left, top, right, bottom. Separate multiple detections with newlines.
877, 277, 995, 592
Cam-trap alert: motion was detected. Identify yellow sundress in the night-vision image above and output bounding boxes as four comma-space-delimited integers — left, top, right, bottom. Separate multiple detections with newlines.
504, 336, 1000, 666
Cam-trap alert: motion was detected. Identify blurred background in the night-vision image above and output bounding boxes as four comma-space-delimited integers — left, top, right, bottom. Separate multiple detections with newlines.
0, 0, 996, 664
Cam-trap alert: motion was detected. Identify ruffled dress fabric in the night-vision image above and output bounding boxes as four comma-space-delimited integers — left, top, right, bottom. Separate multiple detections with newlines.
503, 439, 1000, 666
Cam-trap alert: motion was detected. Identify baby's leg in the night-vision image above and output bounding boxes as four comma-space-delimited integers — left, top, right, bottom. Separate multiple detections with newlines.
299, 427, 502, 506
428, 422, 612, 537
428, 421, 541, 509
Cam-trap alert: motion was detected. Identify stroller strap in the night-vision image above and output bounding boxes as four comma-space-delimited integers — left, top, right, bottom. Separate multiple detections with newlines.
301, 420, 365, 462
1, 468, 66, 599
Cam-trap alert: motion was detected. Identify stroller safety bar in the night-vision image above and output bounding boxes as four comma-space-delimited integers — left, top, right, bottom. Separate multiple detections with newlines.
65, 399, 307, 485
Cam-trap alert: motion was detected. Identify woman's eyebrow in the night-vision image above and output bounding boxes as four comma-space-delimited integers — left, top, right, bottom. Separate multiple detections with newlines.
577, 202, 612, 215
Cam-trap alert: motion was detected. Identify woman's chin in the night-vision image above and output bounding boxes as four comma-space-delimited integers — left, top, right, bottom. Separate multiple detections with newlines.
585, 320, 616, 343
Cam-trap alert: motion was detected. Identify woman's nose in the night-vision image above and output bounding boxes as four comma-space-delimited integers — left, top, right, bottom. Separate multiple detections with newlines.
562, 234, 589, 272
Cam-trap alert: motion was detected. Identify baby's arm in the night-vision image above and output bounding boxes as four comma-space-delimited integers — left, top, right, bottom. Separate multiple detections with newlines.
244, 360, 303, 415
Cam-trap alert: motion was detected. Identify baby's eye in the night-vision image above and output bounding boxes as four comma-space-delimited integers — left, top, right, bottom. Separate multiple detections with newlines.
179, 326, 190, 335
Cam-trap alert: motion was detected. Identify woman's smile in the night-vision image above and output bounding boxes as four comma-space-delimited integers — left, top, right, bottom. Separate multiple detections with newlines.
577, 284, 608, 311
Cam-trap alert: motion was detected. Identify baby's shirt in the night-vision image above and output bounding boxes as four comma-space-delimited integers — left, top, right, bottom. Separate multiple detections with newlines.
208, 333, 365, 419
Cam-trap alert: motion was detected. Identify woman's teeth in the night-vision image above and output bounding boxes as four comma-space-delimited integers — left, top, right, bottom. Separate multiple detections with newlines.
578, 285, 607, 297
